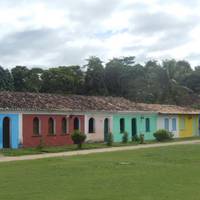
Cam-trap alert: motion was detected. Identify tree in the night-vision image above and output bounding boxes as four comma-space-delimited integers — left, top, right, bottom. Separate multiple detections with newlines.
176, 60, 192, 83
11, 66, 43, 92
0, 56, 199, 107
84, 56, 107, 95
123, 63, 146, 102
0, 66, 13, 91
26, 68, 43, 92
11, 66, 29, 91
40, 66, 84, 94
182, 71, 200, 94
105, 56, 136, 96
163, 59, 192, 83
162, 59, 177, 80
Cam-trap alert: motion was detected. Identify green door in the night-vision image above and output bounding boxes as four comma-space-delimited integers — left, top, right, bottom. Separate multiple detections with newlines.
104, 118, 109, 142
131, 118, 137, 137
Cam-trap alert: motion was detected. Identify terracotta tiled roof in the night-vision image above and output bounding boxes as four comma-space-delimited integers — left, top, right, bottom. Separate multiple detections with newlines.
136, 103, 200, 114
0, 91, 198, 114
0, 91, 144, 112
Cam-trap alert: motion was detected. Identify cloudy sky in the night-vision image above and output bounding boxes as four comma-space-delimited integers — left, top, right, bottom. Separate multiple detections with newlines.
0, 0, 200, 68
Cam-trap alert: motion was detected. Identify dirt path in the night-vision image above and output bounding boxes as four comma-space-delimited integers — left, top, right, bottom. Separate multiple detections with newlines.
0, 140, 200, 163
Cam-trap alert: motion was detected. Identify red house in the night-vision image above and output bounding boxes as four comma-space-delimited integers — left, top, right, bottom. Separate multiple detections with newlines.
23, 114, 84, 147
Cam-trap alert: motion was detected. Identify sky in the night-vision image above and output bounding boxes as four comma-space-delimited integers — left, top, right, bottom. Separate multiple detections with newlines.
0, 0, 200, 68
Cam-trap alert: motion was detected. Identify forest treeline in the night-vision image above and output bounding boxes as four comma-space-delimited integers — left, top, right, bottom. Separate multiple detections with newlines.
0, 56, 200, 107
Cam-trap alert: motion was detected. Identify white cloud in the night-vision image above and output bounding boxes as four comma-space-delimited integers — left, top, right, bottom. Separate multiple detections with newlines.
0, 0, 199, 68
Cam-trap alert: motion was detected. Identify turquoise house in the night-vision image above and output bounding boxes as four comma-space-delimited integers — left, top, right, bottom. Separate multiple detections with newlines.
112, 112, 157, 142
0, 114, 20, 149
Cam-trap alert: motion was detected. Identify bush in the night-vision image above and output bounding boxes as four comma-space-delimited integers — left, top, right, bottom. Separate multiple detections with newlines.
153, 129, 174, 142
37, 137, 45, 151
139, 134, 145, 144
71, 130, 86, 149
122, 132, 128, 143
107, 132, 113, 146
132, 135, 140, 142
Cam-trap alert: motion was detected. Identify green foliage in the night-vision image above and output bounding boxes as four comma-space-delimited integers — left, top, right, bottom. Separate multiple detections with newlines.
105, 57, 135, 96
85, 56, 107, 95
153, 129, 174, 141
132, 135, 140, 142
0, 56, 200, 107
40, 66, 84, 94
0, 66, 13, 91
106, 132, 113, 146
122, 132, 128, 143
11, 66, 29, 91
11, 66, 43, 92
139, 134, 145, 144
25, 68, 43, 92
36, 137, 45, 151
71, 130, 86, 149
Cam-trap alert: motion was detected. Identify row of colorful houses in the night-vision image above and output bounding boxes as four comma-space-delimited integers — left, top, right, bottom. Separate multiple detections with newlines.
0, 92, 199, 149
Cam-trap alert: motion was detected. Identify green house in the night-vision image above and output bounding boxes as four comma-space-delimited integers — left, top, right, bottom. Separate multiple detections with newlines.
112, 112, 157, 142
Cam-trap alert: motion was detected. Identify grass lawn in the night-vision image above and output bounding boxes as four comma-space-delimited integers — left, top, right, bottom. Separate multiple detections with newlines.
0, 142, 135, 156
0, 144, 200, 200
0, 141, 149, 156
1, 136, 200, 157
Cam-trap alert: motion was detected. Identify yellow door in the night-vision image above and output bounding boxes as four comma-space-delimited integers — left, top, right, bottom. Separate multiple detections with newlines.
179, 115, 193, 137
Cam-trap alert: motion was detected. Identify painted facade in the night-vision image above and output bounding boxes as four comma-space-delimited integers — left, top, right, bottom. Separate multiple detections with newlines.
0, 113, 20, 149
112, 113, 157, 142
84, 113, 113, 142
0, 111, 199, 149
178, 114, 199, 138
157, 115, 179, 138
22, 114, 84, 147
0, 109, 199, 149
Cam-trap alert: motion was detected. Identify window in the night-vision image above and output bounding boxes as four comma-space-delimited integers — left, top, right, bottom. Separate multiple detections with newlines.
48, 117, 55, 135
88, 118, 95, 133
33, 117, 40, 135
172, 118, 176, 131
145, 118, 150, 132
74, 117, 80, 130
164, 118, 169, 131
61, 118, 67, 134
120, 118, 125, 133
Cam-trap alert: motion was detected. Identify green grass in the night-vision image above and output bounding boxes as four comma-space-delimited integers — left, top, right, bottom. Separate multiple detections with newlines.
0, 141, 142, 156
0, 143, 105, 156
0, 144, 200, 199
1, 136, 200, 156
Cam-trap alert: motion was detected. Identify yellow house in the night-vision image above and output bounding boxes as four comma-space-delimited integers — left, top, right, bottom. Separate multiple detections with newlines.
138, 103, 200, 138
178, 114, 199, 138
